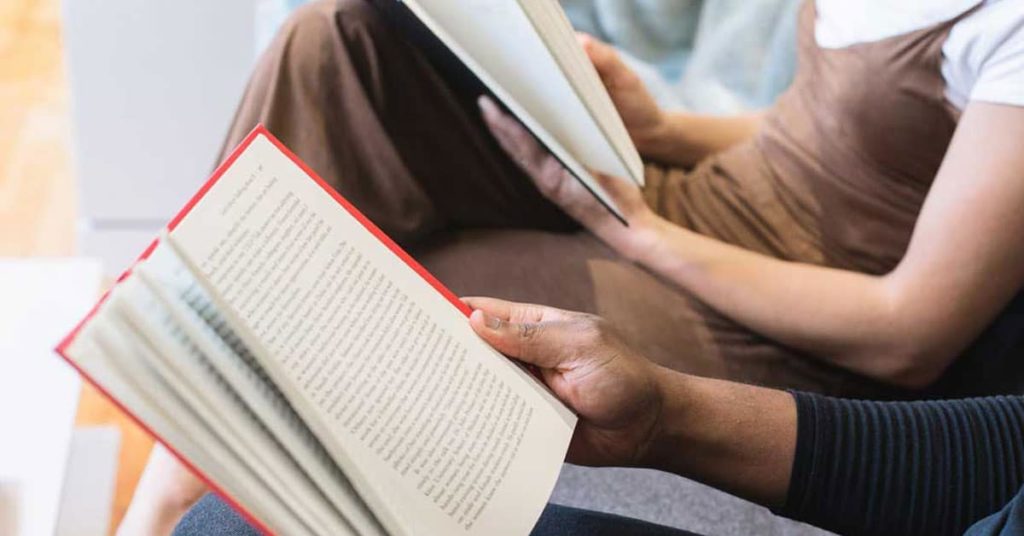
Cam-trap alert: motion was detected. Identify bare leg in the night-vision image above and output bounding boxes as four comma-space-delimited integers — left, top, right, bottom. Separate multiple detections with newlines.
116, 446, 207, 535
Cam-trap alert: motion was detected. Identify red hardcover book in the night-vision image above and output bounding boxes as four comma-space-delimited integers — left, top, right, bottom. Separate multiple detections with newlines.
57, 126, 575, 536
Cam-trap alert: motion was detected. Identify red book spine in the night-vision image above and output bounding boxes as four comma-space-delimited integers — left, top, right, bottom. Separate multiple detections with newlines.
56, 124, 474, 534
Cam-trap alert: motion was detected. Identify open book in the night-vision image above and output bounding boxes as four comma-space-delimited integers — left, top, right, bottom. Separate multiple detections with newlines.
369, 0, 645, 223
57, 127, 577, 536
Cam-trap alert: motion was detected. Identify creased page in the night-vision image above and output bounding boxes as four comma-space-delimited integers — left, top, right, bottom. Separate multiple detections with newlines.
169, 132, 576, 536
65, 305, 313, 536
137, 243, 383, 535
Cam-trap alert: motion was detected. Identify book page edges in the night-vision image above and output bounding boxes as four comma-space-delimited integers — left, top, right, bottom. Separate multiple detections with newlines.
259, 129, 576, 425
516, 0, 645, 186
397, 0, 627, 223
57, 124, 576, 536
54, 125, 282, 536
56, 336, 276, 536
58, 123, 267, 357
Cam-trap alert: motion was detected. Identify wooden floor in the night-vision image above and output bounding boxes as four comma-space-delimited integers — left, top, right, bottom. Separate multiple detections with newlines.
0, 0, 153, 533
0, 0, 74, 255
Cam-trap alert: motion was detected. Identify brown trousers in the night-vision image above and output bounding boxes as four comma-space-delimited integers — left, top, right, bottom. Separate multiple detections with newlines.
219, 0, 904, 398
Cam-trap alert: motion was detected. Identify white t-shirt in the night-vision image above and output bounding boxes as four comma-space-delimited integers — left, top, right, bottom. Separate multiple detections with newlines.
815, 0, 1024, 110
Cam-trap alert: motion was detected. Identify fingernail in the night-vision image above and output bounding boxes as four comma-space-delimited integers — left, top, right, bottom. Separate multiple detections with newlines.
482, 312, 502, 330
478, 95, 497, 117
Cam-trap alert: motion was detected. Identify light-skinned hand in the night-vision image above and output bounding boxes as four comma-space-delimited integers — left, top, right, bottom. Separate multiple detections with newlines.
477, 95, 663, 261
576, 32, 669, 154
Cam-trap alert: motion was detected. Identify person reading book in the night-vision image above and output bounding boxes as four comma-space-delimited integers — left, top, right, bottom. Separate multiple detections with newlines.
68, 128, 579, 536
162, 297, 1024, 535
117, 0, 1024, 532
211, 0, 1024, 400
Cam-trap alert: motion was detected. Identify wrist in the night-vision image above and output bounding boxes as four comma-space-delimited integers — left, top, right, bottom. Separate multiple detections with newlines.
637, 365, 697, 471
619, 211, 669, 264
639, 370, 800, 506
634, 111, 671, 158
637, 111, 689, 165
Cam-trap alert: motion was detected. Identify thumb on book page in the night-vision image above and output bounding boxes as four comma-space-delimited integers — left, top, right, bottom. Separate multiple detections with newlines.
469, 308, 581, 370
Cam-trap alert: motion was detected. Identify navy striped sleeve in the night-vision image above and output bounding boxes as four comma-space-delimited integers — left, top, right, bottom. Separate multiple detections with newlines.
780, 393, 1024, 536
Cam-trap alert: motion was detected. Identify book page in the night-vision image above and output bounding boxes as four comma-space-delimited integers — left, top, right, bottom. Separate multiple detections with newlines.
169, 132, 576, 536
64, 300, 313, 536
519, 0, 644, 185
113, 273, 355, 535
136, 243, 384, 535
405, 0, 642, 185
377, 0, 625, 220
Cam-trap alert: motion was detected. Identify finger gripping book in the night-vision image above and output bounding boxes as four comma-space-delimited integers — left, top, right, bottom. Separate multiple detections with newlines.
369, 0, 644, 222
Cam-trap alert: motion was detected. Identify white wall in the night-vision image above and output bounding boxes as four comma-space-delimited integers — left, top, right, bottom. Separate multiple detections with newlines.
63, 0, 292, 273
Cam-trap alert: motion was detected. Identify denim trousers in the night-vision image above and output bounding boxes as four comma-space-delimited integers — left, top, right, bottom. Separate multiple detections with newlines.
173, 493, 698, 536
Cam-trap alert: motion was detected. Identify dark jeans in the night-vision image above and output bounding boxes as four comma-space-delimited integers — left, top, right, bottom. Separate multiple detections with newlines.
173, 493, 698, 536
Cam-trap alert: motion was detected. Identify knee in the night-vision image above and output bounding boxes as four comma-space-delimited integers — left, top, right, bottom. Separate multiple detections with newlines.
281, 0, 383, 46
267, 0, 386, 80
331, 0, 380, 23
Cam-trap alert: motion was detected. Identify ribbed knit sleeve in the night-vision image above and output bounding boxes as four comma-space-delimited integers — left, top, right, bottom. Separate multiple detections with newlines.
780, 393, 1024, 536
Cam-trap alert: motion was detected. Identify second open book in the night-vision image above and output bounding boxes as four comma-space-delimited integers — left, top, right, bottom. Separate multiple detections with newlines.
369, 0, 645, 222
57, 127, 576, 535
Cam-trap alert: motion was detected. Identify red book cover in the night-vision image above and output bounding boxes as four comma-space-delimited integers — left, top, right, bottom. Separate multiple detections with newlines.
55, 124, 474, 535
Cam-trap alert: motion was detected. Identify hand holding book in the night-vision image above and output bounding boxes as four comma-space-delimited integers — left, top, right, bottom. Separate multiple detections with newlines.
59, 128, 577, 536
371, 0, 647, 222
464, 296, 800, 509
464, 297, 665, 469
478, 95, 664, 263
575, 31, 767, 169
575, 33, 672, 159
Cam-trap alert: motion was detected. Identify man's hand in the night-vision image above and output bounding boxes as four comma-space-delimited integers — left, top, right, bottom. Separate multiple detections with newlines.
577, 33, 668, 155
465, 297, 798, 506
478, 95, 664, 261
465, 296, 665, 467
